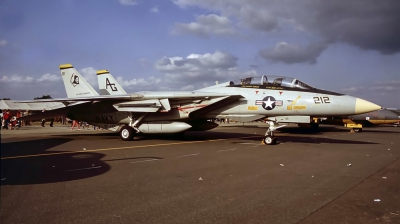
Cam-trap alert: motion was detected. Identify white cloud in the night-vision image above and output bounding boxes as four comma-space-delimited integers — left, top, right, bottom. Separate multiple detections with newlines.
36, 73, 61, 82
0, 74, 34, 83
150, 6, 159, 13
86, 51, 248, 92
172, 0, 400, 55
340, 80, 400, 107
0, 39, 7, 46
119, 0, 137, 6
368, 80, 400, 91
259, 41, 327, 64
0, 73, 61, 83
172, 1, 279, 32
172, 0, 400, 60
79, 67, 97, 86
53, 52, 251, 92
172, 14, 235, 37
116, 76, 162, 87
155, 51, 238, 76
0, 67, 98, 85
180, 85, 195, 91
236, 6, 278, 32
369, 86, 397, 91
154, 51, 257, 89
341, 86, 365, 92
343, 80, 400, 93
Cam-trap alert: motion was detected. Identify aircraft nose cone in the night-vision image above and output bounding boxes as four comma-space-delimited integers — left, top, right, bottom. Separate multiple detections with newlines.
355, 98, 381, 114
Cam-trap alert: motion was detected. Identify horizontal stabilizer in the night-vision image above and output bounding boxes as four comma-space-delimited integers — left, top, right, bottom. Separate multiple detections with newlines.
15, 92, 232, 104
14, 94, 144, 103
17, 102, 91, 121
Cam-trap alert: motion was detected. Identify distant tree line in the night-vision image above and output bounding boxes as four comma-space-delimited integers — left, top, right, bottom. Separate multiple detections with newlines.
1, 95, 53, 100
34, 95, 52, 100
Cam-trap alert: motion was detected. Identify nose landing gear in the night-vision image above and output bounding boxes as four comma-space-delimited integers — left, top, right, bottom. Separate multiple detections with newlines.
262, 121, 286, 145
263, 135, 277, 145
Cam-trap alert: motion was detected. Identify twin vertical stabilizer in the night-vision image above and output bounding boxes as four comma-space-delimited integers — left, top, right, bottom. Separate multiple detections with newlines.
97, 70, 127, 95
59, 64, 99, 98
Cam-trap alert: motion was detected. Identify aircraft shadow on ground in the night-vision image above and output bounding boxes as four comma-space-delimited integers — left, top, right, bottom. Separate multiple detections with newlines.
232, 135, 378, 145
54, 129, 379, 145
278, 126, 400, 134
53, 132, 121, 139
1, 138, 111, 186
138, 131, 259, 141
56, 131, 261, 141
360, 129, 400, 134
218, 124, 263, 128
134, 131, 377, 145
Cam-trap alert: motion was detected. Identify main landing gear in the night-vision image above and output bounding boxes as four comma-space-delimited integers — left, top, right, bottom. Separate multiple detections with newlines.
262, 121, 286, 145
119, 113, 147, 141
120, 126, 135, 141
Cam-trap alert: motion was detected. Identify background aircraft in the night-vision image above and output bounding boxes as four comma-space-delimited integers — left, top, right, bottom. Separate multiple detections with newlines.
0, 99, 64, 111
387, 108, 400, 127
17, 64, 381, 145
320, 109, 399, 132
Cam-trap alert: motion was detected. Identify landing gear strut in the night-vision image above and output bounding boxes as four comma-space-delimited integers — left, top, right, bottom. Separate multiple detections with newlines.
119, 113, 148, 141
262, 121, 286, 145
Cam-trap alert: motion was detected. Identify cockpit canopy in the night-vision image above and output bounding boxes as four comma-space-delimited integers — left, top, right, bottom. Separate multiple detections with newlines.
228, 76, 315, 90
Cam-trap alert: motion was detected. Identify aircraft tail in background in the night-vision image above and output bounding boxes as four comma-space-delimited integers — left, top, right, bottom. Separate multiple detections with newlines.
97, 69, 127, 95
59, 64, 99, 98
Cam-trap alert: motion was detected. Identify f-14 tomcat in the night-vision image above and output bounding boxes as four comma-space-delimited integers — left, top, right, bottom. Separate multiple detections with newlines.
17, 64, 381, 145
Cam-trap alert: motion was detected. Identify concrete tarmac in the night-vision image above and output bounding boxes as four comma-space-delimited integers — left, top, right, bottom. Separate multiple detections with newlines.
1, 123, 399, 224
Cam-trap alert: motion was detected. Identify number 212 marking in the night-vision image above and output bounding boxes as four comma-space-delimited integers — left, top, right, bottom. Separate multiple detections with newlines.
314, 97, 330, 104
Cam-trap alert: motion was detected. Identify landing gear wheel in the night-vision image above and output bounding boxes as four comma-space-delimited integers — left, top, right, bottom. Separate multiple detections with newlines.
263, 136, 277, 145
353, 128, 362, 133
120, 126, 135, 141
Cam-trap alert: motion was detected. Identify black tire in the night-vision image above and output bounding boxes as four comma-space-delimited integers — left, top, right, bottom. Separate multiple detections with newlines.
353, 128, 362, 133
263, 136, 277, 145
120, 126, 135, 141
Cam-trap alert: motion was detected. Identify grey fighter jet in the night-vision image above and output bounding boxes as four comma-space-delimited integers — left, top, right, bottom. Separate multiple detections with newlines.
17, 64, 381, 145
96, 70, 397, 134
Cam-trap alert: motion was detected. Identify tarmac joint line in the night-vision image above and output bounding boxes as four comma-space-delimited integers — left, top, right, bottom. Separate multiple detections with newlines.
177, 153, 200, 157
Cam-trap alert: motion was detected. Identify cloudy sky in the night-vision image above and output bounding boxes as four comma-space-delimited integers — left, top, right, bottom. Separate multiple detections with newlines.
0, 0, 399, 108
